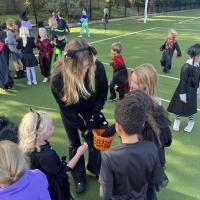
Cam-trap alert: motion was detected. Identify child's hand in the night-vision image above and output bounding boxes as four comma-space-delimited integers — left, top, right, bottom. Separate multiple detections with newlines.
176, 56, 181, 58
77, 142, 88, 155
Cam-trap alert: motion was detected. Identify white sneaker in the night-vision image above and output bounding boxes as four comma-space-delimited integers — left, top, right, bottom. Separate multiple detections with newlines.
27, 81, 32, 85
184, 121, 195, 133
42, 78, 48, 83
173, 118, 180, 131
33, 81, 37, 85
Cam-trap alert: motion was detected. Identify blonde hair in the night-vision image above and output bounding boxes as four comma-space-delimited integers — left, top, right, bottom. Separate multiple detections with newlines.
0, 140, 28, 186
104, 8, 109, 15
48, 17, 57, 29
131, 64, 158, 97
112, 42, 122, 53
6, 19, 17, 31
168, 28, 177, 36
19, 111, 54, 153
52, 38, 96, 105
19, 27, 30, 47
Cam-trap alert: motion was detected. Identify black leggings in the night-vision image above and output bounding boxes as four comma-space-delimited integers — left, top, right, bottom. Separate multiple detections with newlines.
40, 57, 51, 78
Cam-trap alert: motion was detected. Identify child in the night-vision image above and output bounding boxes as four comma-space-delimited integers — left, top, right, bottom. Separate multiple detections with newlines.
99, 90, 166, 200
160, 28, 181, 73
103, 7, 109, 33
108, 42, 129, 101
5, 19, 24, 79
131, 64, 172, 168
17, 27, 38, 85
19, 110, 88, 200
0, 140, 51, 200
57, 12, 70, 33
168, 44, 200, 133
20, 10, 32, 36
79, 10, 90, 37
36, 28, 53, 83
48, 17, 57, 41
51, 24, 67, 66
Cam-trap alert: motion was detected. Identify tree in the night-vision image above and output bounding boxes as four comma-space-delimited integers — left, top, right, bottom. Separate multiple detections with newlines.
23, 0, 48, 25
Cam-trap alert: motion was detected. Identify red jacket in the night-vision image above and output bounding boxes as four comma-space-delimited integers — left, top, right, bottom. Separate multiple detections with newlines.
36, 39, 53, 65
112, 54, 130, 93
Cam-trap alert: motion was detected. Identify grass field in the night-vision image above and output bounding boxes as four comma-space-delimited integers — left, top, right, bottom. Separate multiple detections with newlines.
1, 9, 200, 200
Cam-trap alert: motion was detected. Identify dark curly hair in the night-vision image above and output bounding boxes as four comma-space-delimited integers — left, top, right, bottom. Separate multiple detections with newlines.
115, 90, 146, 135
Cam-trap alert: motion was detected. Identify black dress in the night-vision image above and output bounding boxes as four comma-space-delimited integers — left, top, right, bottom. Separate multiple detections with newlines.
168, 62, 200, 116
51, 60, 108, 183
160, 41, 181, 72
99, 141, 166, 200
17, 37, 38, 67
29, 142, 72, 200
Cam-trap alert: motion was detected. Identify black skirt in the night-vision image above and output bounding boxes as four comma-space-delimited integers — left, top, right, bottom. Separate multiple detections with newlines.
22, 53, 38, 67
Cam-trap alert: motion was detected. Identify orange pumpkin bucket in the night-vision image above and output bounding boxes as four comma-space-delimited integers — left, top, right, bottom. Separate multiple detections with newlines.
92, 128, 115, 151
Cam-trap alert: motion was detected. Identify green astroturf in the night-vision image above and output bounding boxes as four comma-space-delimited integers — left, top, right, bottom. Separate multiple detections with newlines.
1, 9, 200, 200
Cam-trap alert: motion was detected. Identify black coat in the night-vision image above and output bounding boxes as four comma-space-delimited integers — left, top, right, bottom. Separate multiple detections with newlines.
142, 105, 172, 167
168, 63, 200, 116
51, 60, 108, 132
17, 37, 38, 67
29, 142, 72, 200
0, 31, 9, 88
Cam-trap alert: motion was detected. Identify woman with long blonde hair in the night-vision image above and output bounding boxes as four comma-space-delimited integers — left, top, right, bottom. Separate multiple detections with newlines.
17, 27, 38, 85
0, 140, 51, 200
51, 37, 108, 193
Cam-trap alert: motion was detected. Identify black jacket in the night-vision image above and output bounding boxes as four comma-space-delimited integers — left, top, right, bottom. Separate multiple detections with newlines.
17, 37, 36, 53
29, 142, 71, 200
51, 59, 108, 132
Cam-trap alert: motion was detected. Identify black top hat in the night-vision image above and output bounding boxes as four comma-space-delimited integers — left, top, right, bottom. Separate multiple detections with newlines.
20, 10, 28, 21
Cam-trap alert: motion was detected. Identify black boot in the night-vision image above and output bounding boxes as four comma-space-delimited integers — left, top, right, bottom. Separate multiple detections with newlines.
20, 70, 25, 78
14, 71, 21, 79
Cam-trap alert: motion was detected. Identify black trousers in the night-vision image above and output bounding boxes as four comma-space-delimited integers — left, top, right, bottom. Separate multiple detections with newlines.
110, 78, 125, 99
60, 111, 101, 183
160, 50, 172, 71
40, 57, 51, 77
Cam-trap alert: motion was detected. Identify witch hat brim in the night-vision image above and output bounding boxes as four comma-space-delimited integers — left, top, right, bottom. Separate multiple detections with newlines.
55, 28, 67, 36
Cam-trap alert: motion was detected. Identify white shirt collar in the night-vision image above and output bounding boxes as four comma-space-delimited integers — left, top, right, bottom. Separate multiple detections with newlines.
186, 59, 199, 67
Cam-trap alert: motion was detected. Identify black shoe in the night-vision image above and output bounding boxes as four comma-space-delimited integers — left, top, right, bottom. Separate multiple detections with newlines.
76, 182, 86, 193
107, 96, 117, 101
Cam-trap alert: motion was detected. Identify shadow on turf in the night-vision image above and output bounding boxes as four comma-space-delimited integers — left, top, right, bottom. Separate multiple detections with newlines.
159, 188, 199, 200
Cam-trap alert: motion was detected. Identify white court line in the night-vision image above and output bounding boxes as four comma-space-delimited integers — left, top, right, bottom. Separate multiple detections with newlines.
178, 16, 200, 24
89, 27, 158, 44
103, 62, 180, 81
19, 102, 57, 111
17, 96, 200, 113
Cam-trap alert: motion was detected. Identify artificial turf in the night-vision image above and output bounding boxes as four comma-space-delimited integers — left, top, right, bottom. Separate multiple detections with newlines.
1, 9, 200, 200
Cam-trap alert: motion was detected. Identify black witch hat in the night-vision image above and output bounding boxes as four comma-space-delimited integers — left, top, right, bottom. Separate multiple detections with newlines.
20, 10, 28, 21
